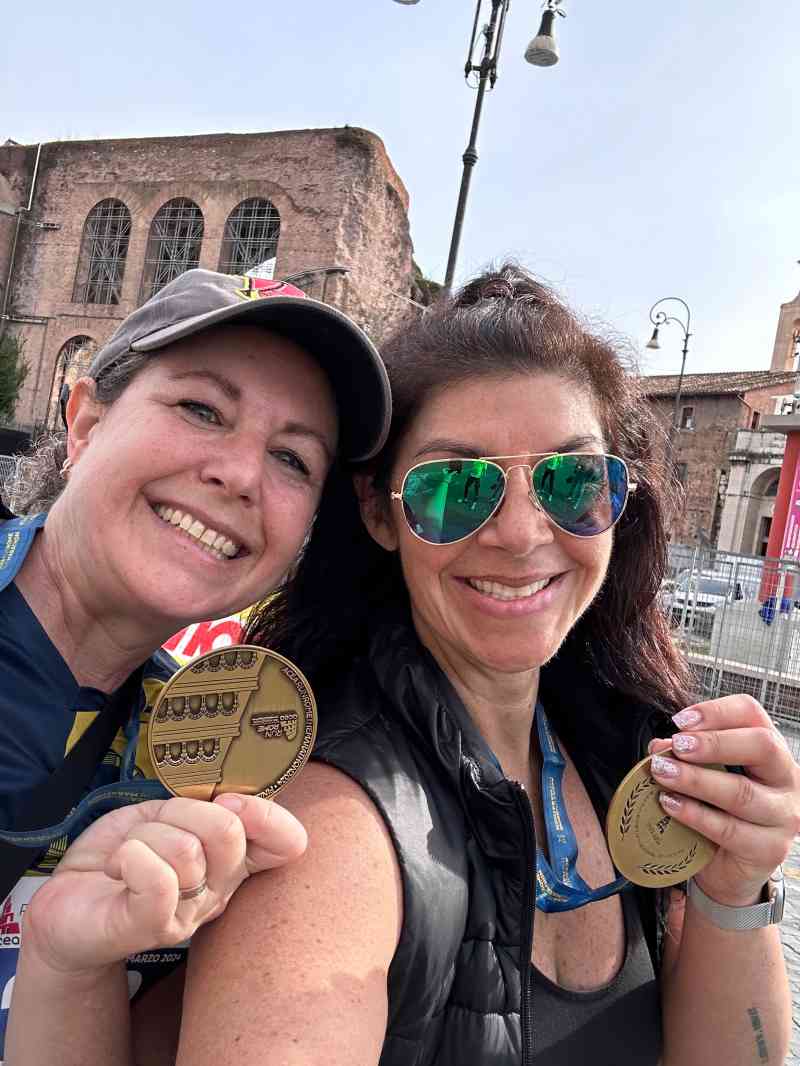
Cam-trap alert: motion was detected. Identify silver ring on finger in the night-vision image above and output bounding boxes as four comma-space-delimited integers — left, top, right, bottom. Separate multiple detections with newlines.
178, 877, 208, 902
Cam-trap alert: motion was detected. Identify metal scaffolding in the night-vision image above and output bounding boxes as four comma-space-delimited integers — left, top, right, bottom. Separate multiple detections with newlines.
72, 199, 131, 305
219, 198, 280, 276
139, 198, 204, 303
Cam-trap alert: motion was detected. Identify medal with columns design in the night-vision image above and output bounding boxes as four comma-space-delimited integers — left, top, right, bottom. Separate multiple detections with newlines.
149, 645, 317, 800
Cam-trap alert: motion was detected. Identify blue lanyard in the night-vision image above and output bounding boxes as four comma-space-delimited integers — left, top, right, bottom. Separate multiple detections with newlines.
0, 779, 169, 849
0, 512, 47, 590
0, 687, 169, 850
534, 705, 629, 913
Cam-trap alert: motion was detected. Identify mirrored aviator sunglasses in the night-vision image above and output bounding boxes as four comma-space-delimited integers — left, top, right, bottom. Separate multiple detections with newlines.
392, 454, 636, 546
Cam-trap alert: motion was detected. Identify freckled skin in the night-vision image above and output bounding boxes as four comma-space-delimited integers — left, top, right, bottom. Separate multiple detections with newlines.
48, 324, 338, 635
379, 372, 613, 681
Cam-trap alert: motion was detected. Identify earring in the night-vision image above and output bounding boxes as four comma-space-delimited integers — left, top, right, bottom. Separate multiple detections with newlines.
60, 457, 72, 477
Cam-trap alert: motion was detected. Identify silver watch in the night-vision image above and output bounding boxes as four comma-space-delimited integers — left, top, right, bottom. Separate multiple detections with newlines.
687, 868, 785, 931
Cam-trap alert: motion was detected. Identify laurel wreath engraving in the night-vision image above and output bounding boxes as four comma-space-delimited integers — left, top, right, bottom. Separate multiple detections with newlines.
638, 843, 698, 877
618, 777, 653, 836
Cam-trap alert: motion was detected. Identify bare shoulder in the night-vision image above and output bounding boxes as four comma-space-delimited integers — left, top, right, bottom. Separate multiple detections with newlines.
177, 761, 402, 1066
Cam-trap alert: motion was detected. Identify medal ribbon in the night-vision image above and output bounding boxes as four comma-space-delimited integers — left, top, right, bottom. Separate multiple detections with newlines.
0, 701, 169, 849
535, 705, 629, 913
0, 778, 169, 848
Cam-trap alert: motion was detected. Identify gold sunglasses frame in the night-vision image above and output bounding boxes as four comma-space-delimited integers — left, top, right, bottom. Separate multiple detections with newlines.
390, 452, 638, 546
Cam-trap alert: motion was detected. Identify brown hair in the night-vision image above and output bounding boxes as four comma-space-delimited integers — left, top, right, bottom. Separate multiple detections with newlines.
249, 263, 693, 713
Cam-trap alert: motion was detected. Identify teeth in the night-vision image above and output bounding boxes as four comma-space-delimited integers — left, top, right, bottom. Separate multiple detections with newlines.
468, 577, 551, 601
153, 504, 241, 561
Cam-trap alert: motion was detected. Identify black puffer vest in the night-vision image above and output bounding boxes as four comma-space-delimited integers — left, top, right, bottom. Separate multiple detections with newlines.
312, 614, 670, 1066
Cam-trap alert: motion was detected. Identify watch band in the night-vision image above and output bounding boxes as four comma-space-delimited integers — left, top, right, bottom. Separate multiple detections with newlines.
687, 869, 785, 931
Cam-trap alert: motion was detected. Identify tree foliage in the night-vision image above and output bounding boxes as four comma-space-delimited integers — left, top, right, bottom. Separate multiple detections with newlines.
411, 259, 443, 307
0, 332, 29, 424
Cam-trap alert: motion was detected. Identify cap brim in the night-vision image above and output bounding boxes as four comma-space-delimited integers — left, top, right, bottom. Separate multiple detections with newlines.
132, 295, 390, 461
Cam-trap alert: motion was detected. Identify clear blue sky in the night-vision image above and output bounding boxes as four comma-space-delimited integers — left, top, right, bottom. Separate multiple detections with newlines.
2, 1, 797, 375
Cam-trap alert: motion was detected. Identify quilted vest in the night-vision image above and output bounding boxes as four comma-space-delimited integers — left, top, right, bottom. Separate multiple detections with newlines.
311, 612, 669, 1066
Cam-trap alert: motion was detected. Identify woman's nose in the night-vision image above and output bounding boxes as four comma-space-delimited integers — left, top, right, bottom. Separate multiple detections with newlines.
476, 467, 554, 555
198, 434, 263, 505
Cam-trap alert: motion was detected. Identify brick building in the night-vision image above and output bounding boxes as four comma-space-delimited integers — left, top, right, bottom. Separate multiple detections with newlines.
643, 370, 798, 547
0, 127, 415, 436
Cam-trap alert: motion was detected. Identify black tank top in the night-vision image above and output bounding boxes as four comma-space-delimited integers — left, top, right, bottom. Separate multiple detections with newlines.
531, 889, 662, 1064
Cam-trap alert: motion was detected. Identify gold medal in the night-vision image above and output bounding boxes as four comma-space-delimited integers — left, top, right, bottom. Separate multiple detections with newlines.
606, 753, 723, 888
148, 645, 316, 801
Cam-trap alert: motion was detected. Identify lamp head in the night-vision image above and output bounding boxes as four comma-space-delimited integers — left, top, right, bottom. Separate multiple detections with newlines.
525, 8, 561, 67
646, 326, 661, 350
392, 0, 420, 4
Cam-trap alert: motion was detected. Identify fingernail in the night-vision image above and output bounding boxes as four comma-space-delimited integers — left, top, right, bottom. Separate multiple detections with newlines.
651, 754, 680, 778
214, 794, 244, 813
659, 792, 682, 813
672, 733, 699, 753
672, 707, 703, 729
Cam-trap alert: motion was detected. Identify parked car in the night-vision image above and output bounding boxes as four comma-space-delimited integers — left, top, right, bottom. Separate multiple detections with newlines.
667, 569, 761, 637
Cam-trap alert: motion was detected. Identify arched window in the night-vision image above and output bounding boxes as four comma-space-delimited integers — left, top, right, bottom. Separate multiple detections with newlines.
219, 198, 280, 276
139, 198, 204, 303
764, 476, 779, 497
73, 199, 131, 305
47, 336, 95, 428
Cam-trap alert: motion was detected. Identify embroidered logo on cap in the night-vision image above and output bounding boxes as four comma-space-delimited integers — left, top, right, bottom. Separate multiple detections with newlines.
235, 277, 307, 302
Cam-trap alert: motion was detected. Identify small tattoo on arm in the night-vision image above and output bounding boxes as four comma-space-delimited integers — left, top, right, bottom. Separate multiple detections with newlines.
747, 1007, 769, 1063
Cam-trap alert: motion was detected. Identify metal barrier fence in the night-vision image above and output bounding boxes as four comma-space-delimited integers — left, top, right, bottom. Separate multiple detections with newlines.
0, 453, 37, 514
664, 544, 800, 758
0, 455, 22, 512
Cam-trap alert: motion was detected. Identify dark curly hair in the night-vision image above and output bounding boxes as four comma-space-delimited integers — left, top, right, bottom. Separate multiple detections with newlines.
248, 263, 693, 713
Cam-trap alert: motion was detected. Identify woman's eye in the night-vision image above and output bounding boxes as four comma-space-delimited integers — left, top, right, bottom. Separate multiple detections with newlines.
273, 450, 310, 477
180, 401, 221, 425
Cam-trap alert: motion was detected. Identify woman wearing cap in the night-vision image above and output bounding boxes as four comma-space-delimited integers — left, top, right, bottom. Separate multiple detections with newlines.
1, 269, 390, 1065
179, 265, 798, 1065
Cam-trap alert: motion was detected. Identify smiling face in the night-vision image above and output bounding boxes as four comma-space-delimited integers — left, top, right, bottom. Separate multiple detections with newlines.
56, 323, 338, 631
367, 371, 613, 680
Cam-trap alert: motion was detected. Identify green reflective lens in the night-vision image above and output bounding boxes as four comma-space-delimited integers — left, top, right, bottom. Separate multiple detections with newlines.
531, 454, 626, 537
401, 459, 505, 544
400, 455, 629, 545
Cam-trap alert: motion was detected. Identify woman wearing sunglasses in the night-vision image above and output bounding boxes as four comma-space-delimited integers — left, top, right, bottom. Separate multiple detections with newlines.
178, 265, 798, 1066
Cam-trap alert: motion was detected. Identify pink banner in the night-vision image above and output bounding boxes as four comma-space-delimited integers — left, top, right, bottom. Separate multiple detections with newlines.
780, 456, 800, 559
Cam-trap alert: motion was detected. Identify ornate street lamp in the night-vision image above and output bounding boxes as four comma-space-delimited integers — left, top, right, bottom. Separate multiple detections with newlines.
393, 0, 565, 290
646, 296, 692, 447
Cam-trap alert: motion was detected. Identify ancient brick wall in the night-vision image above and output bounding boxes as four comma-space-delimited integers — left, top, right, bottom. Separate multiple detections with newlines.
0, 144, 37, 322
0, 128, 413, 431
649, 383, 796, 544
649, 393, 745, 543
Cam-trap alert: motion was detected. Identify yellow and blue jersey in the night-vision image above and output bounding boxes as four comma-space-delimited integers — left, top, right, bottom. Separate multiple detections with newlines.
0, 512, 180, 1060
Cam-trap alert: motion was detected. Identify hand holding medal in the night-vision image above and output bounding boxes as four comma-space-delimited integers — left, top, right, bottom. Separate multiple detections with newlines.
606, 749, 722, 888
608, 694, 800, 903
21, 646, 316, 976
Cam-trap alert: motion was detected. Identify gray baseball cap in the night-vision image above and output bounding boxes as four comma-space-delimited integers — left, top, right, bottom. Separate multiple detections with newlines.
87, 269, 391, 461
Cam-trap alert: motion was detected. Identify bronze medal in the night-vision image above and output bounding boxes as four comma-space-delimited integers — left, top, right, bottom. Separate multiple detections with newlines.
606, 752, 723, 888
148, 645, 316, 801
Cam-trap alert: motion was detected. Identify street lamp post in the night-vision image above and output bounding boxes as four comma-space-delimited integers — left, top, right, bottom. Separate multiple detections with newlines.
646, 296, 692, 449
393, 0, 564, 291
